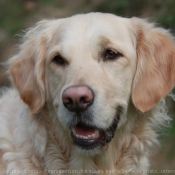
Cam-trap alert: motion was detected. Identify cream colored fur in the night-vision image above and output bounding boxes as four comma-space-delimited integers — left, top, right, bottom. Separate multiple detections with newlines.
0, 13, 175, 175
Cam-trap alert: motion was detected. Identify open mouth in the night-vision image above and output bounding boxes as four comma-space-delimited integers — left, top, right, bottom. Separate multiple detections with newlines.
71, 113, 120, 150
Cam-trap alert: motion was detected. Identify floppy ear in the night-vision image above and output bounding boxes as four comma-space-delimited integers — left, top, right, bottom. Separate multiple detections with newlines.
131, 18, 175, 112
9, 20, 49, 115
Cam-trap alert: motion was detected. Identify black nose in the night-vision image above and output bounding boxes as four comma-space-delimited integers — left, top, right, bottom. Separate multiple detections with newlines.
62, 85, 94, 112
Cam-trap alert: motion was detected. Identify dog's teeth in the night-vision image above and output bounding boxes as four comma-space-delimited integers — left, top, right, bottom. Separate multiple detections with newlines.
91, 134, 95, 138
73, 129, 100, 139
87, 135, 92, 139
76, 134, 80, 138
94, 130, 100, 138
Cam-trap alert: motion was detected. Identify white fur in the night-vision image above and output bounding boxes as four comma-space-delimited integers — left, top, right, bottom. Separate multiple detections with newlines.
0, 13, 175, 174
0, 89, 172, 174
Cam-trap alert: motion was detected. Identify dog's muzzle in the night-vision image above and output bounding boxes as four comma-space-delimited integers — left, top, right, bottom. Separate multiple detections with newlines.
62, 85, 120, 150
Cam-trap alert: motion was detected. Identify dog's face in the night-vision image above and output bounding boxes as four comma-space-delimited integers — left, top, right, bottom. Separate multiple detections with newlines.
9, 13, 175, 154
45, 14, 137, 151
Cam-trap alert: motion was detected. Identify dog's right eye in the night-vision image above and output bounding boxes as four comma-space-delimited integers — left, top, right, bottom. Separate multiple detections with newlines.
52, 55, 67, 66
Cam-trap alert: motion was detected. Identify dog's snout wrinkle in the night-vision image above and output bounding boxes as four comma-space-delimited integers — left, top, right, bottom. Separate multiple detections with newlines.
62, 85, 94, 112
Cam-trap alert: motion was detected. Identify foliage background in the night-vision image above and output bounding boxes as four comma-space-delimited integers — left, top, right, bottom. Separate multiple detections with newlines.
0, 0, 175, 174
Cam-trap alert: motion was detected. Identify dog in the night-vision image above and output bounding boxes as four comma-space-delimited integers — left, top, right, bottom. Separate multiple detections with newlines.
0, 12, 175, 175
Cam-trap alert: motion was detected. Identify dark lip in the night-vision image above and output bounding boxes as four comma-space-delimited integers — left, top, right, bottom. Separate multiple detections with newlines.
71, 113, 120, 150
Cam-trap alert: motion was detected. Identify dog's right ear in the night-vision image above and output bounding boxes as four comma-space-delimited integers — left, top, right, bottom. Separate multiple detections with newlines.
9, 20, 50, 115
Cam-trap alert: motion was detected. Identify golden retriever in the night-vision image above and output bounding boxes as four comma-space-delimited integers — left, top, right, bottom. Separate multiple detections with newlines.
0, 12, 175, 175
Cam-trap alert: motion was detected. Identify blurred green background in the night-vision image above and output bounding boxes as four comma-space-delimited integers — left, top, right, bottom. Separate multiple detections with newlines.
0, 0, 175, 174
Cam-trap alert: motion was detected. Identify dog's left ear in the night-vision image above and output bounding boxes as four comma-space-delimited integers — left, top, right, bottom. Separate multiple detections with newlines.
131, 18, 175, 112
9, 20, 49, 115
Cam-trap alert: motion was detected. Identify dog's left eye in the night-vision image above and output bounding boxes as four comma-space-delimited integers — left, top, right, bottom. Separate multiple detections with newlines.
104, 50, 122, 61
52, 55, 67, 66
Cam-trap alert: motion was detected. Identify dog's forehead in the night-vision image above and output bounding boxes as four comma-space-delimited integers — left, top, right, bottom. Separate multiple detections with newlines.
47, 13, 136, 61
54, 13, 133, 47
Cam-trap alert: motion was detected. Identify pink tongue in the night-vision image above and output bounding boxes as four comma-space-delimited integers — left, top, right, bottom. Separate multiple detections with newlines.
75, 126, 95, 136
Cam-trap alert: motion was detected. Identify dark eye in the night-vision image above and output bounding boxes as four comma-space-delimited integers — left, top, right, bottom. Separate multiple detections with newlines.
52, 55, 67, 66
104, 49, 122, 61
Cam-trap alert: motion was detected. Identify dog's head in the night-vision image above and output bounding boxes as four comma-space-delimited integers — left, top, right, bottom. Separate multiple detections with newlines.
9, 13, 175, 154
